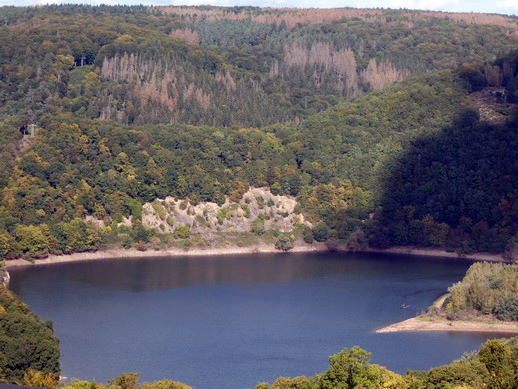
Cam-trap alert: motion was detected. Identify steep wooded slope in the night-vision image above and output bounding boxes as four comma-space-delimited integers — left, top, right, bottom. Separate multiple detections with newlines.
0, 5, 516, 258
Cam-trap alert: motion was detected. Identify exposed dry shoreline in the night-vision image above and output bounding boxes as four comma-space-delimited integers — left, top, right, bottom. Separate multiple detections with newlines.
4, 243, 507, 269
375, 317, 518, 334
6, 243, 505, 268
4, 243, 327, 268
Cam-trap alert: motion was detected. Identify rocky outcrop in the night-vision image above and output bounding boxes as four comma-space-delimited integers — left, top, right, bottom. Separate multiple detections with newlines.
141, 187, 308, 234
0, 262, 10, 287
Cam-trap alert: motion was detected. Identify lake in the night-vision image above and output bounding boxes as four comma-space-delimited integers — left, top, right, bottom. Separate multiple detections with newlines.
7, 251, 508, 389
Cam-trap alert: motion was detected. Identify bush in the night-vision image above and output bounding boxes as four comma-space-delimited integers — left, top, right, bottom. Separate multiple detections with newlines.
174, 225, 191, 239
251, 217, 265, 235
217, 207, 232, 225
275, 234, 295, 251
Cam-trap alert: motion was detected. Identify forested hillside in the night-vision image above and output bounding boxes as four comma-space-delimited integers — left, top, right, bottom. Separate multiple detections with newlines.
0, 283, 60, 386
0, 4, 517, 260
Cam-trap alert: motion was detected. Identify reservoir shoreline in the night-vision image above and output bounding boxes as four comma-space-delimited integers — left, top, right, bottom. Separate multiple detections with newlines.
4, 243, 508, 269
375, 317, 518, 334
8, 243, 516, 335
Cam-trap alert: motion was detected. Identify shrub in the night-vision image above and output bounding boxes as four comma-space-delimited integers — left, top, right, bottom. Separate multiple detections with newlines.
217, 207, 233, 225
251, 217, 265, 235
174, 225, 191, 239
275, 234, 295, 251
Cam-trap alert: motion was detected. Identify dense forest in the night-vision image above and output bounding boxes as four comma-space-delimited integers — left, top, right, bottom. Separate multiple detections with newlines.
0, 283, 60, 386
0, 4, 517, 260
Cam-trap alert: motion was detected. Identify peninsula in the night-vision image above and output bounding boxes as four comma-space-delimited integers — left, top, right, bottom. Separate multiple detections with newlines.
376, 262, 518, 334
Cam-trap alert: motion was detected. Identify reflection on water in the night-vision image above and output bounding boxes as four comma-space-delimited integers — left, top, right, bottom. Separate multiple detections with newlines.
8, 251, 506, 389
9, 251, 474, 292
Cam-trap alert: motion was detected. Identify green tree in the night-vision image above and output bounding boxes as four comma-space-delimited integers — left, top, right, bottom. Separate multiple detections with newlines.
14, 225, 50, 257
425, 361, 488, 389
0, 232, 17, 260
108, 373, 140, 389
312, 225, 329, 242
478, 340, 516, 389
319, 346, 381, 389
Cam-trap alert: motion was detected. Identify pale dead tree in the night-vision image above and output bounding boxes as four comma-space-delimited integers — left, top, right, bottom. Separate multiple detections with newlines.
159, 6, 517, 33
195, 88, 211, 110
410, 11, 518, 31
282, 42, 359, 95
170, 28, 201, 45
100, 95, 114, 120
160, 6, 382, 30
361, 59, 410, 91
269, 60, 280, 77
215, 70, 237, 92
283, 42, 309, 69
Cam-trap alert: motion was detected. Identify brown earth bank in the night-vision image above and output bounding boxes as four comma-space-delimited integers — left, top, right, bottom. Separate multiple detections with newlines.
375, 317, 518, 334
4, 243, 507, 269
4, 243, 327, 268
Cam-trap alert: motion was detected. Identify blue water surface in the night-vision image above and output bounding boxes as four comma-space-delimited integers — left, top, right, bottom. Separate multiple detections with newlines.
8, 251, 508, 389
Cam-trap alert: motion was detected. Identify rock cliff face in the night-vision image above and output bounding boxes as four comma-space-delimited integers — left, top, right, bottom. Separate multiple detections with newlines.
141, 187, 308, 234
0, 263, 9, 288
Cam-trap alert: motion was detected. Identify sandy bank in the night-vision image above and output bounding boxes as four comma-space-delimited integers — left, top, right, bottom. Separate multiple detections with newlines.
4, 243, 327, 268
375, 317, 518, 334
4, 243, 508, 269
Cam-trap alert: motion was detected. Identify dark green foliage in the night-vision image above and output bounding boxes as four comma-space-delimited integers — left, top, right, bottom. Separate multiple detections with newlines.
132, 223, 153, 244
274, 234, 295, 251
380, 115, 517, 248
494, 294, 518, 321
0, 285, 60, 384
312, 225, 329, 242
301, 225, 314, 244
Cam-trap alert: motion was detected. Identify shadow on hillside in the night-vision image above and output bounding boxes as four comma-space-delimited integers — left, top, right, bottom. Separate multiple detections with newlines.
376, 108, 518, 250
